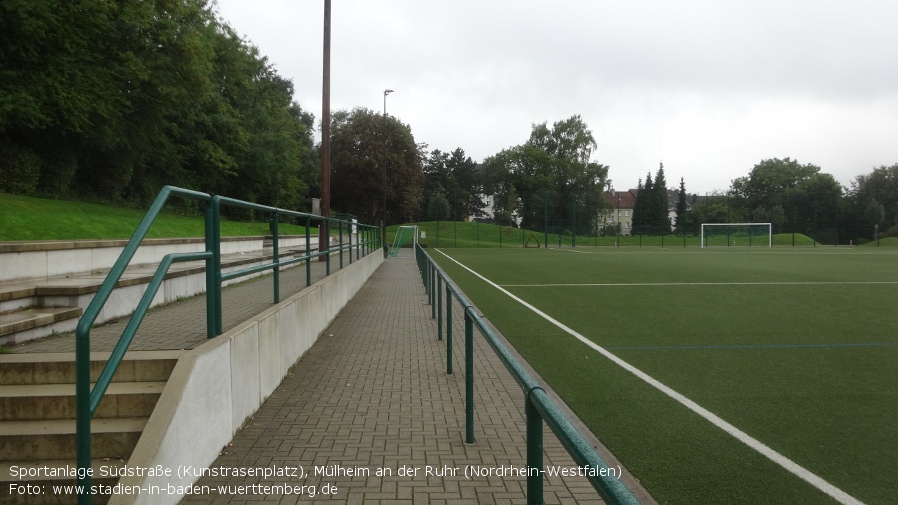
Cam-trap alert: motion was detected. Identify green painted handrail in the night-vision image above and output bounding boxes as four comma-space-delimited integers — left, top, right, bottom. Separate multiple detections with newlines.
75, 186, 381, 504
76, 186, 213, 504
415, 244, 642, 505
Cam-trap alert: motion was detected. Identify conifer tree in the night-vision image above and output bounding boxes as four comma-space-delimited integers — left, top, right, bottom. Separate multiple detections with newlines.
634, 172, 653, 234
654, 162, 669, 231
676, 177, 688, 231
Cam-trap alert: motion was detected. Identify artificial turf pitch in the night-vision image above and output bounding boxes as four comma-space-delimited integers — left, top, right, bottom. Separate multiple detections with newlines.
430, 247, 897, 505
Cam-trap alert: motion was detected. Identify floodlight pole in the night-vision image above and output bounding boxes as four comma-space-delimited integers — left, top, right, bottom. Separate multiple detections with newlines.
319, 0, 331, 262
383, 89, 393, 254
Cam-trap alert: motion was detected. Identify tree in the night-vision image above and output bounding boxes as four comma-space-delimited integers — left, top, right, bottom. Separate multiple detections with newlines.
653, 162, 669, 231
482, 116, 609, 233
0, 0, 316, 212
848, 164, 898, 239
731, 158, 843, 239
329, 107, 424, 226
421, 148, 480, 222
446, 148, 483, 220
675, 177, 688, 231
632, 171, 654, 234
427, 189, 451, 222
678, 191, 731, 231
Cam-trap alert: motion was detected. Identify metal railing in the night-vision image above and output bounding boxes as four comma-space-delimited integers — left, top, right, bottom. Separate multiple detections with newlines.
415, 244, 641, 505
75, 186, 380, 504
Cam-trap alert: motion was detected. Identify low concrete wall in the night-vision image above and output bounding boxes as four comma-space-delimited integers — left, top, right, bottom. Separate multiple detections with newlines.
112, 251, 382, 505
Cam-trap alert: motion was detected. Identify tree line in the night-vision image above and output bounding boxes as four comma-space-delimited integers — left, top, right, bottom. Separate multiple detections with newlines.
1, 0, 317, 213
2, 1, 896, 244
640, 158, 898, 244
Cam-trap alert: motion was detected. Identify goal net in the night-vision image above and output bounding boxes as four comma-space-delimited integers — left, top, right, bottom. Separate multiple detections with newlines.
701, 223, 772, 248
389, 225, 418, 258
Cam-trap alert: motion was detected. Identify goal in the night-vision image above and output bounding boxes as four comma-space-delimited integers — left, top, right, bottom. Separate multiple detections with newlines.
389, 225, 418, 258
700, 223, 772, 248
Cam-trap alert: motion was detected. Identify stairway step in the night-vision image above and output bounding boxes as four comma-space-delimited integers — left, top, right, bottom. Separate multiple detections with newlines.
0, 382, 165, 421
0, 417, 146, 461
0, 307, 82, 338
0, 352, 180, 385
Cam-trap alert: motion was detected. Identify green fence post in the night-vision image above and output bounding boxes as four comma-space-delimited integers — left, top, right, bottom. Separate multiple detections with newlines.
305, 216, 311, 287
431, 265, 437, 319
272, 211, 280, 304
204, 199, 215, 339
338, 220, 344, 269
526, 392, 544, 505
437, 275, 443, 340
465, 307, 475, 444
325, 219, 331, 276
446, 284, 453, 374
212, 196, 223, 335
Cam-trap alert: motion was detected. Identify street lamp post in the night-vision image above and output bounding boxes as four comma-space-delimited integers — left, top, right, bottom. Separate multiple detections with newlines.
383, 89, 393, 255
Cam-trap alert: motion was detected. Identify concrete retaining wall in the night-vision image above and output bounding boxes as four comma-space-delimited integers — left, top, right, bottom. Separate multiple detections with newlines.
111, 251, 382, 505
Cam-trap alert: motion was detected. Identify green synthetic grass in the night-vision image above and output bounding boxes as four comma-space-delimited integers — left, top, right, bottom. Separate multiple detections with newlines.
430, 247, 898, 505
0, 192, 313, 241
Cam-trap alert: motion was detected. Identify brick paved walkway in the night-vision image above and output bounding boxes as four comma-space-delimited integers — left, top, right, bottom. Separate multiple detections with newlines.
9, 250, 641, 504
180, 258, 607, 505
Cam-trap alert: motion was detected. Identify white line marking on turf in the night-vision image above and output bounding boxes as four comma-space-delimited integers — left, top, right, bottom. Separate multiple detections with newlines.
436, 249, 867, 505
500, 281, 898, 287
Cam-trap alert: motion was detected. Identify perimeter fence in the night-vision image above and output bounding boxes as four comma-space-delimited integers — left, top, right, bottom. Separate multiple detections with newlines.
408, 189, 893, 248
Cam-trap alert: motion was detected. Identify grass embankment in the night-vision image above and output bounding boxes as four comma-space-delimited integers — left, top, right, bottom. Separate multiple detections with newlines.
388, 220, 842, 248
0, 192, 313, 241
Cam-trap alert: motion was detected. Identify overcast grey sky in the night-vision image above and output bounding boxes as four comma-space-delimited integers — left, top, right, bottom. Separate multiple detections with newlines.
213, 0, 897, 193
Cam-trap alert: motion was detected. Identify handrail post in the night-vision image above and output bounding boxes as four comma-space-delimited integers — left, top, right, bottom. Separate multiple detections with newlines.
325, 219, 331, 276
431, 265, 437, 319
526, 390, 545, 505
305, 216, 311, 287
204, 199, 215, 338
212, 196, 223, 335
338, 220, 344, 269
348, 220, 354, 264
446, 282, 453, 374
437, 274, 442, 340
272, 211, 280, 304
75, 334, 91, 504
464, 307, 475, 444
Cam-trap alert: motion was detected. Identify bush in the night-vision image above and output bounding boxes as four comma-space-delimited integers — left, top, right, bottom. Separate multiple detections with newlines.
0, 141, 41, 194
38, 150, 78, 197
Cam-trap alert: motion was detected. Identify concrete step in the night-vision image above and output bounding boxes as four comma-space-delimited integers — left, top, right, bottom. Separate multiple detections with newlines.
0, 306, 82, 336
0, 352, 179, 385
0, 307, 82, 346
0, 382, 164, 421
0, 417, 146, 462
0, 459, 125, 505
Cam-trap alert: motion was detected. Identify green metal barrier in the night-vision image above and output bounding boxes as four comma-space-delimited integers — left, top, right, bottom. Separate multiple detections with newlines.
75, 186, 380, 504
415, 244, 642, 505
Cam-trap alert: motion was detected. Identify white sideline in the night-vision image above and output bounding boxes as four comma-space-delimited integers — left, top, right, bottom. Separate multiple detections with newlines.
500, 281, 898, 287
435, 249, 867, 505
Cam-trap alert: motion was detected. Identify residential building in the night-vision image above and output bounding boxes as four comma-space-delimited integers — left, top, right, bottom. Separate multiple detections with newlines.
601, 190, 637, 235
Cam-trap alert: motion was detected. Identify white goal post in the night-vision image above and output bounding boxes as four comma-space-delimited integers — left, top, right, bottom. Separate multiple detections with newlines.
700, 223, 772, 248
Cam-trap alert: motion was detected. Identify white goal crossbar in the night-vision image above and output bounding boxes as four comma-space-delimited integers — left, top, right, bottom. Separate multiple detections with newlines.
701, 223, 772, 248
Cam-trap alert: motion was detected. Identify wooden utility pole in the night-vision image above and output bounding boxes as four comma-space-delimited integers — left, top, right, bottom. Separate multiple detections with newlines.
319, 0, 331, 260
